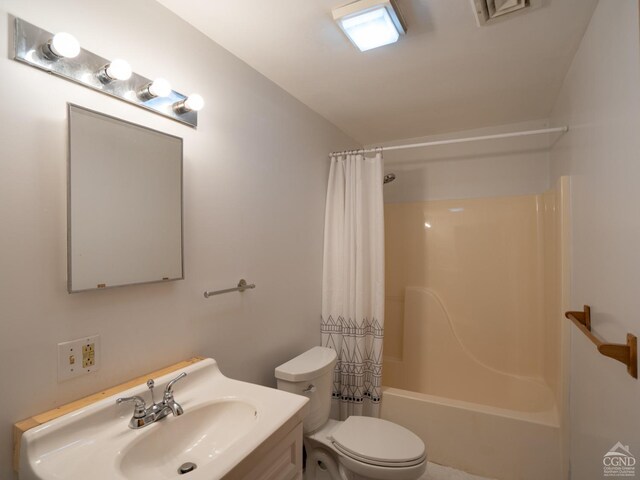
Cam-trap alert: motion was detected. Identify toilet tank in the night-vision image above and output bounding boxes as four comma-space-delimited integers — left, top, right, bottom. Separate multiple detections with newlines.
275, 346, 337, 433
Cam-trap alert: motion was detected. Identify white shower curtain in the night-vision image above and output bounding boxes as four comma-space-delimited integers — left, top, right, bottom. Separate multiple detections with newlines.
321, 151, 385, 419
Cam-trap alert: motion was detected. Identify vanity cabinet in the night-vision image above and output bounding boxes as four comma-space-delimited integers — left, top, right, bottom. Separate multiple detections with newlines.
232, 421, 304, 480
14, 358, 309, 480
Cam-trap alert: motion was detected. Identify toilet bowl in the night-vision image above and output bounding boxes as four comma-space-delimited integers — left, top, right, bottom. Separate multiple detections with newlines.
275, 347, 427, 480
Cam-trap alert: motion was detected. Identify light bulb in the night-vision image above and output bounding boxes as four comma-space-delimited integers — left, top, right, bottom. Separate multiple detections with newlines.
104, 59, 132, 81
45, 32, 80, 59
173, 94, 205, 114
148, 78, 172, 98
184, 94, 204, 112
138, 78, 172, 100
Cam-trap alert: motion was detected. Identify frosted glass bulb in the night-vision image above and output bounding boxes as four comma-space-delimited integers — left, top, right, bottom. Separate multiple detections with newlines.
49, 32, 80, 58
184, 94, 204, 112
148, 78, 172, 98
105, 59, 132, 81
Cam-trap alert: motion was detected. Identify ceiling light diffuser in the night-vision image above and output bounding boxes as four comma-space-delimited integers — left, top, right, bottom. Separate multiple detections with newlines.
332, 0, 406, 52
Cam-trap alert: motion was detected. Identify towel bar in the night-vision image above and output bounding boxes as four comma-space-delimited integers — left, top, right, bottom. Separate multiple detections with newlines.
565, 305, 637, 379
204, 279, 255, 298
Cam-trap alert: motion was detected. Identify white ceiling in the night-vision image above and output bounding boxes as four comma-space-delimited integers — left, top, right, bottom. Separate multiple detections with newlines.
157, 0, 598, 145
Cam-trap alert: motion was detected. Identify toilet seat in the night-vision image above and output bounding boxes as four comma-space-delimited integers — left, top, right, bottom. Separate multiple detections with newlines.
330, 416, 426, 468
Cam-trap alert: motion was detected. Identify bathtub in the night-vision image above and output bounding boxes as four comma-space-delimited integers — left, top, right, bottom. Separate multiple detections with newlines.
380, 287, 564, 480
380, 386, 562, 480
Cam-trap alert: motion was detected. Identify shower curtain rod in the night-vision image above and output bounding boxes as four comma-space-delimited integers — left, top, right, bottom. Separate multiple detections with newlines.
329, 126, 569, 156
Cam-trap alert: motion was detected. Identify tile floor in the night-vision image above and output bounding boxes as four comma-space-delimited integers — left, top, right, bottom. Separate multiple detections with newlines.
422, 462, 494, 480
304, 459, 493, 480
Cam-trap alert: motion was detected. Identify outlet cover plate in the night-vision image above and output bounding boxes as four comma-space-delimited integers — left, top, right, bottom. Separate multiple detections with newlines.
58, 334, 100, 381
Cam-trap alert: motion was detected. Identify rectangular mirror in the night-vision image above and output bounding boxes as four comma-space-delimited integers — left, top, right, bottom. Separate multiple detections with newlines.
68, 104, 183, 293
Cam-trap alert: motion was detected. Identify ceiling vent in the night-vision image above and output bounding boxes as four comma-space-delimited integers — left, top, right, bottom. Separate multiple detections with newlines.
470, 0, 539, 26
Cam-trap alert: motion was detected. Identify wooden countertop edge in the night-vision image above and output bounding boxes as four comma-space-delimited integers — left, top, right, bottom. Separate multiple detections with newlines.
12, 356, 205, 473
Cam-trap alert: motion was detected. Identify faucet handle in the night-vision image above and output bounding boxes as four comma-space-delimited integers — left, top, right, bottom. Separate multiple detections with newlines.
164, 372, 187, 396
116, 396, 146, 418
146, 379, 156, 405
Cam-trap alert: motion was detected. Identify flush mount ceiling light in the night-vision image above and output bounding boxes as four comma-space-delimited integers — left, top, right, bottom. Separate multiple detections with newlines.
43, 32, 80, 59
332, 0, 406, 52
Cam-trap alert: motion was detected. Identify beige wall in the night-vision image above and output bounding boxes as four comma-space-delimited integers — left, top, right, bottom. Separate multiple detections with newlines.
0, 1, 354, 477
549, 0, 640, 477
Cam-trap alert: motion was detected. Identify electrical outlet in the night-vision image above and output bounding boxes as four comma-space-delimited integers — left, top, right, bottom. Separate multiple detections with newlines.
82, 342, 95, 368
58, 335, 100, 381
82, 352, 95, 368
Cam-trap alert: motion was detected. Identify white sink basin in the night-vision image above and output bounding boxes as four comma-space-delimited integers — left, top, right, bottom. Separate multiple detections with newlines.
119, 400, 257, 479
19, 359, 308, 480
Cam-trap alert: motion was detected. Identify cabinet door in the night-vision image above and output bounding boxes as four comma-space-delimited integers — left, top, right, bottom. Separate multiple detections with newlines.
241, 423, 303, 480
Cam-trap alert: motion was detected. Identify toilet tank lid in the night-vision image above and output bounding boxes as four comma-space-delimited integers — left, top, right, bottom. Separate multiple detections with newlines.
275, 346, 337, 382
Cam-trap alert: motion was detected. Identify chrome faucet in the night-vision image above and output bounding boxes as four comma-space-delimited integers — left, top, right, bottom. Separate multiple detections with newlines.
116, 372, 187, 429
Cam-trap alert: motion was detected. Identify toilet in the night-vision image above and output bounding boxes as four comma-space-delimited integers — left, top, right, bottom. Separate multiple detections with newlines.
275, 346, 427, 480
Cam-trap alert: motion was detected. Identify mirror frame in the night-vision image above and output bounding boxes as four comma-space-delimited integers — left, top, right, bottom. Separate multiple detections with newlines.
67, 103, 184, 293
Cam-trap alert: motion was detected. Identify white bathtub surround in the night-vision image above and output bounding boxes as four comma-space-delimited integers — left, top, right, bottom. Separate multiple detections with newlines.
321, 152, 385, 419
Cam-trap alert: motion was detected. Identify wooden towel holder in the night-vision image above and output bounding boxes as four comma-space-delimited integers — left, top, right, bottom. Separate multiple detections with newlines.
565, 305, 637, 379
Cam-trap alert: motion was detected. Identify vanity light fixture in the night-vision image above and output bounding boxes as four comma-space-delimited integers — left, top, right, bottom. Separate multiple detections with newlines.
43, 32, 80, 59
332, 0, 406, 52
99, 58, 132, 82
14, 17, 201, 127
138, 78, 172, 99
173, 94, 205, 113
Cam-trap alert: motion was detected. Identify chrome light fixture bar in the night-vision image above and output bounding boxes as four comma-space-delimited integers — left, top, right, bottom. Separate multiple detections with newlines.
332, 0, 406, 52
13, 17, 201, 128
